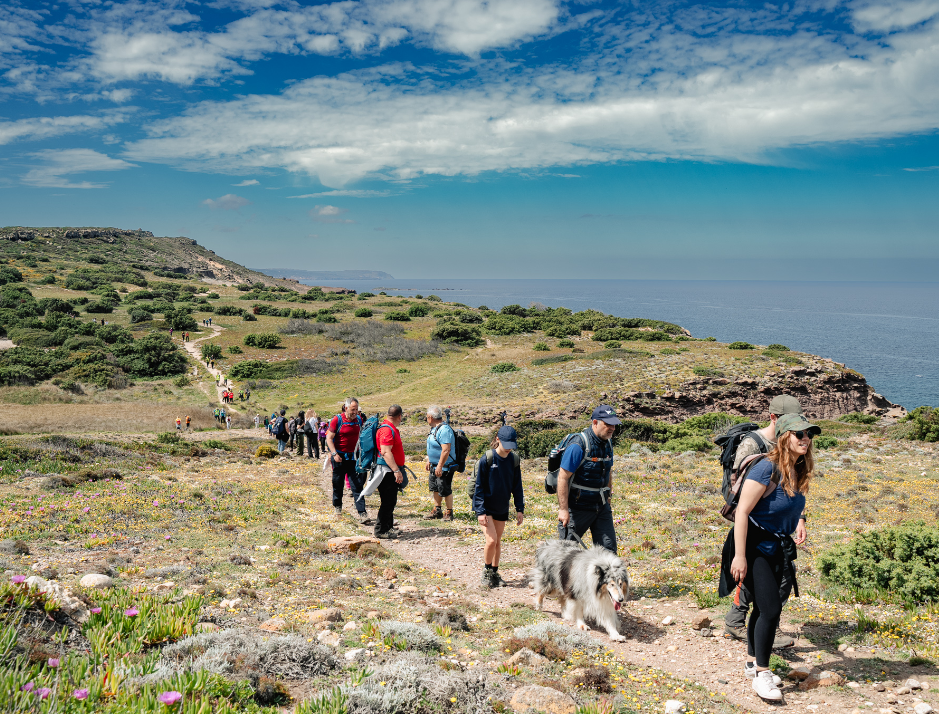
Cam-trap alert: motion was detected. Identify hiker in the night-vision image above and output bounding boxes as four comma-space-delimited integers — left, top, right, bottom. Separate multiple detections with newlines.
473, 425, 524, 588
556, 404, 619, 553
219, 408, 226, 429
254, 414, 260, 428
723, 395, 804, 648
226, 414, 232, 430
186, 415, 191, 431
245, 387, 251, 401
423, 405, 458, 521
373, 404, 406, 539
720, 413, 816, 702
273, 409, 288, 452
295, 411, 306, 456
175, 416, 182, 431
303, 410, 320, 458
318, 419, 327, 453
287, 413, 298, 449
326, 398, 370, 522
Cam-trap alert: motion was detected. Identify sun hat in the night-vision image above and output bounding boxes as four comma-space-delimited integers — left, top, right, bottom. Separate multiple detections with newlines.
590, 404, 621, 425
497, 425, 518, 450
768, 394, 803, 415
775, 413, 821, 439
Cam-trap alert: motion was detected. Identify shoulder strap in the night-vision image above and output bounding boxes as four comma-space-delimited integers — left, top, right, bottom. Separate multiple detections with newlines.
485, 449, 494, 467
572, 430, 590, 473
512, 451, 520, 468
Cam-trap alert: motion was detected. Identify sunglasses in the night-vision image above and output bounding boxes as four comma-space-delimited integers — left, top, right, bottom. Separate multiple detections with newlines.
791, 430, 814, 440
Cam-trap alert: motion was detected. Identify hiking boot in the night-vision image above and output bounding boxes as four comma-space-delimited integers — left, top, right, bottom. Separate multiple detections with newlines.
773, 631, 795, 648
491, 570, 507, 588
479, 569, 495, 589
424, 506, 443, 520
443, 509, 454, 522
357, 512, 374, 526
745, 662, 781, 685
724, 624, 747, 641
752, 670, 782, 701
375, 528, 399, 540
334, 507, 342, 517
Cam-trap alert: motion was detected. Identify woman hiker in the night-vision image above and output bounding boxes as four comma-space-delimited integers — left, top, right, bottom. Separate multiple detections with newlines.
720, 413, 815, 702
472, 425, 524, 589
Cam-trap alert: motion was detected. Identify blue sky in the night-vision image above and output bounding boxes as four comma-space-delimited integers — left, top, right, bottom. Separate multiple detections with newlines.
2, 0, 938, 279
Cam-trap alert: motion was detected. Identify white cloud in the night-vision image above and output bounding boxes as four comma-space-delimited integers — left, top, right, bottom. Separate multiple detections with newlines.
233, 178, 259, 186
903, 165, 939, 171
310, 204, 355, 222
202, 193, 251, 209
289, 189, 390, 198
0, 111, 130, 145
22, 149, 136, 189
851, 0, 939, 30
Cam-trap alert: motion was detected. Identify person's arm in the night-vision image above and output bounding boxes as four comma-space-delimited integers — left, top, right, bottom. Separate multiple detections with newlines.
379, 440, 403, 483
794, 514, 807, 545
556, 442, 583, 527
731, 478, 771, 583
474, 456, 489, 525
513, 457, 525, 526
326, 420, 341, 463
436, 441, 452, 476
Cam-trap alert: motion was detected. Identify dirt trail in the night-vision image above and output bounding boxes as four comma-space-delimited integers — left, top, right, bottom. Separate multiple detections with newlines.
181, 324, 239, 411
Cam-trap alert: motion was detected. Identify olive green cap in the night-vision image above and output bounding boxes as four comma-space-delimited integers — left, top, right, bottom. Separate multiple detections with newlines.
775, 413, 821, 439
768, 394, 802, 415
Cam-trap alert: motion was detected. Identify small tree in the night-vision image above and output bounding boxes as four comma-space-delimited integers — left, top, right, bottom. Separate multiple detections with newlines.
244, 333, 282, 349
201, 343, 223, 361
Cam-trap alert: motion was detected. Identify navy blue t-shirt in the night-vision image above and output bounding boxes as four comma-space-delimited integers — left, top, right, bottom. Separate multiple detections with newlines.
745, 459, 805, 554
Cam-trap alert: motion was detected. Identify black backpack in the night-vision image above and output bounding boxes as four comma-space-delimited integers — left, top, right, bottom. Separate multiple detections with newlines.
435, 416, 471, 473
714, 423, 767, 505
273, 416, 288, 439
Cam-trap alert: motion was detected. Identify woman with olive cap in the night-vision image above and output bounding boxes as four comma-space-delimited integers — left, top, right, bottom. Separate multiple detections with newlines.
721, 413, 818, 702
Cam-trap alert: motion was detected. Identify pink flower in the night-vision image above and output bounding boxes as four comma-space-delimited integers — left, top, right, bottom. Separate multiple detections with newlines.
73, 688, 89, 700
90, 607, 102, 614
48, 658, 60, 667
157, 691, 183, 706
21, 682, 34, 692
153, 500, 159, 507
124, 607, 139, 617
37, 688, 51, 700
11, 575, 26, 584
165, 535, 171, 540
82, 507, 90, 513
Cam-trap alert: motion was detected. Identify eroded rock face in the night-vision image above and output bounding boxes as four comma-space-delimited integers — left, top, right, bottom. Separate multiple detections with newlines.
24, 576, 90, 623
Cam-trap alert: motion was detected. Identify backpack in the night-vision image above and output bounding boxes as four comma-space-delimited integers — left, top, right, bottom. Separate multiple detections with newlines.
469, 449, 521, 504
355, 414, 392, 475
714, 423, 767, 505
273, 416, 287, 439
545, 430, 590, 494
430, 424, 471, 473
719, 454, 780, 522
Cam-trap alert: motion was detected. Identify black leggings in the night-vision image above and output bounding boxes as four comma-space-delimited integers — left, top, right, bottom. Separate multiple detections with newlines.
744, 551, 785, 667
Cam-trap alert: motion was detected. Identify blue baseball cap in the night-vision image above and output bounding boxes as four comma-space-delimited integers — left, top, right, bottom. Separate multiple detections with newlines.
497, 425, 518, 449
591, 404, 621, 425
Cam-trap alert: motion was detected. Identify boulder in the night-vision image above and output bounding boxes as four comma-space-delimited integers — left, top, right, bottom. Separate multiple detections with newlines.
507, 647, 549, 667
665, 701, 686, 714
79, 573, 114, 589
800, 671, 846, 690
306, 607, 343, 624
787, 665, 813, 681
690, 614, 711, 630
398, 585, 419, 596
382, 568, 397, 581
509, 685, 577, 714
905, 678, 922, 690
326, 536, 380, 554
259, 617, 288, 632
913, 704, 933, 714
661, 616, 673, 626
317, 630, 341, 647
24, 576, 89, 622
895, 687, 911, 695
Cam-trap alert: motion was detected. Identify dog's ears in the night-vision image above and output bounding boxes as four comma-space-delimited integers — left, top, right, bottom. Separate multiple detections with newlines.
595, 565, 606, 583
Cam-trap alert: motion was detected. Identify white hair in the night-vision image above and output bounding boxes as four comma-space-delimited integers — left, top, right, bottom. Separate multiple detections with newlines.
427, 405, 444, 420
343, 397, 359, 410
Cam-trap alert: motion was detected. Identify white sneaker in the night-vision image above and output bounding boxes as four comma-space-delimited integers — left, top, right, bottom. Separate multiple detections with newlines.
744, 662, 781, 685
752, 670, 782, 701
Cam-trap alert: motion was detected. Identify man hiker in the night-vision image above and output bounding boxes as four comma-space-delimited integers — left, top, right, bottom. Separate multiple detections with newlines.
175, 417, 182, 431
326, 397, 372, 524
295, 410, 306, 456
185, 415, 191, 431
423, 405, 458, 521
373, 404, 406, 539
273, 409, 288, 452
556, 404, 620, 553
723, 394, 806, 649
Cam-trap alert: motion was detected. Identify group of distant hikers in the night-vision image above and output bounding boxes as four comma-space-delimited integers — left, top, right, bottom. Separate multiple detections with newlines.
261, 392, 816, 702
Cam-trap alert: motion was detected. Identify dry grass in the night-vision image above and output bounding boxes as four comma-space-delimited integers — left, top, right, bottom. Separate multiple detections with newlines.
0, 403, 222, 433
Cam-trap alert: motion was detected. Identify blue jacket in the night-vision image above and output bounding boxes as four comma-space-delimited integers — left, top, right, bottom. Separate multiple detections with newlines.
473, 450, 524, 515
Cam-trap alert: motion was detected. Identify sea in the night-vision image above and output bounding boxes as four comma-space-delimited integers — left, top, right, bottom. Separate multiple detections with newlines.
298, 279, 939, 410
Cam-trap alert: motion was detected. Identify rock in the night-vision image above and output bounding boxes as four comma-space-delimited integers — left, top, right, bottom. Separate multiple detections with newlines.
0, 539, 30, 555
317, 630, 340, 647
357, 543, 389, 558
848, 681, 860, 689
382, 568, 397, 581
194, 622, 220, 633
690, 614, 711, 630
509, 685, 577, 714
342, 621, 358, 631
913, 704, 933, 714
839, 643, 849, 652
326, 536, 381, 554
219, 598, 243, 609
259, 617, 287, 632
345, 648, 365, 661
788, 665, 813, 681
800, 671, 846, 690
895, 687, 911, 695
398, 585, 418, 596
79, 573, 113, 589
23, 576, 89, 622
699, 628, 712, 637
661, 616, 673, 625
906, 678, 922, 690
922, 681, 931, 691
666, 645, 678, 652
508, 648, 549, 667
664, 701, 686, 714
366, 610, 380, 620
874, 683, 886, 692
306, 607, 344, 624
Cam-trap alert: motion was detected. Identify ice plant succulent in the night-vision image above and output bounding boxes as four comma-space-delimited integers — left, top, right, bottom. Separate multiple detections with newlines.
158, 691, 183, 706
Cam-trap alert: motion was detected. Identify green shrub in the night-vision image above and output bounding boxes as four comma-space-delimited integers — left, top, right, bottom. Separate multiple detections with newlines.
840, 412, 879, 425
201, 343, 223, 361
165, 307, 198, 332
157, 432, 182, 444
358, 291, 375, 298
818, 522, 939, 603
905, 406, 939, 442
517, 427, 570, 458
659, 347, 679, 355
244, 333, 282, 349
814, 435, 838, 449
407, 304, 429, 317
354, 307, 373, 318
85, 301, 114, 314
491, 362, 519, 373
727, 341, 753, 350
243, 312, 256, 321
766, 344, 790, 351
173, 375, 191, 387
545, 323, 581, 338
215, 304, 246, 317
0, 266, 24, 286
426, 294, 442, 302
384, 311, 411, 322
255, 442, 278, 458
533, 342, 549, 351
430, 322, 483, 347
484, 313, 529, 335
315, 313, 338, 323
457, 311, 483, 324
37, 274, 56, 284
604, 341, 621, 349
557, 339, 575, 348
112, 333, 187, 377
661, 436, 713, 452
129, 307, 153, 323
531, 355, 574, 366
592, 327, 673, 342
693, 366, 725, 377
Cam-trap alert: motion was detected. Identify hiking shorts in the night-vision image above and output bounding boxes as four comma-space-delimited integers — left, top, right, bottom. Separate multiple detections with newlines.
428, 469, 455, 497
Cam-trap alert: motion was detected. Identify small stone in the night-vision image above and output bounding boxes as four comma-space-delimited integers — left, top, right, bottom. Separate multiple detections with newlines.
509, 685, 577, 714
306, 607, 343, 624
690, 614, 711, 630
699, 628, 712, 637
800, 670, 845, 690
219, 598, 243, 610
839, 643, 849, 652
79, 573, 113, 589
342, 621, 358, 631
382, 568, 397, 580
661, 616, 673, 626
317, 630, 341, 647
717, 679, 728, 685
345, 648, 364, 661
666, 645, 678, 652
886, 695, 898, 703
906, 678, 922, 690
366, 610, 379, 619
326, 536, 381, 553
848, 682, 861, 689
913, 704, 933, 714
259, 617, 287, 632
508, 648, 549, 667
664, 700, 686, 714
874, 684, 886, 692
788, 665, 813, 681
895, 687, 911, 695
398, 585, 418, 596
921, 682, 931, 691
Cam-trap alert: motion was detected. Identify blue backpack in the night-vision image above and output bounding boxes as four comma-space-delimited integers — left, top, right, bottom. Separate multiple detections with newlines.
355, 414, 391, 475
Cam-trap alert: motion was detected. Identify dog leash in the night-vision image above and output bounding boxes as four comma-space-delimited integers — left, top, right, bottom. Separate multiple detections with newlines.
560, 525, 590, 551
